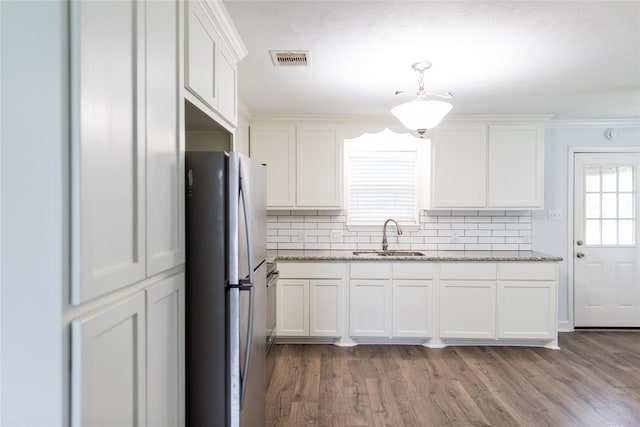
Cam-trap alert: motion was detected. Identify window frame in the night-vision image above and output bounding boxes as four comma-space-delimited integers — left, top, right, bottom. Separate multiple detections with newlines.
344, 129, 427, 231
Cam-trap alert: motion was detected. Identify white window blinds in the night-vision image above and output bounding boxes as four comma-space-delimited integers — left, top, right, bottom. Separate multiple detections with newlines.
345, 130, 424, 226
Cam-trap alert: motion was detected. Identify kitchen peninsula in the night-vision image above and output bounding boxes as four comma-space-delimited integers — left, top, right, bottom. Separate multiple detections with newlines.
271, 250, 563, 349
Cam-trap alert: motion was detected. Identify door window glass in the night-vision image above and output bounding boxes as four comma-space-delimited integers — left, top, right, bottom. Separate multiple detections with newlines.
584, 165, 636, 246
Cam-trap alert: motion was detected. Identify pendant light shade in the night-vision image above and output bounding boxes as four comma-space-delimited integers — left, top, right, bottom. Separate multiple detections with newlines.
391, 99, 452, 137
392, 62, 453, 137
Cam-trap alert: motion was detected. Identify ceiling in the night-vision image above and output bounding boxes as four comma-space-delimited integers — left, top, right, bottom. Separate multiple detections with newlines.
223, 1, 640, 120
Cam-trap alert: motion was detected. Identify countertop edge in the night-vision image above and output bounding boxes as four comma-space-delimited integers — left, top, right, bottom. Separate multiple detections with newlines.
270, 250, 563, 262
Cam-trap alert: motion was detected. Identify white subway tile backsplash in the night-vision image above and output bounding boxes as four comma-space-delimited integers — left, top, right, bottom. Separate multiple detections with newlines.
267, 209, 532, 251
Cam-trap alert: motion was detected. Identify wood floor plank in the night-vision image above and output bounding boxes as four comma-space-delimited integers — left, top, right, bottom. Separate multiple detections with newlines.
266, 332, 640, 426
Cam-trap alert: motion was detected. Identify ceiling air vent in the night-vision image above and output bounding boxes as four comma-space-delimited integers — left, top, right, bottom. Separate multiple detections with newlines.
269, 50, 311, 67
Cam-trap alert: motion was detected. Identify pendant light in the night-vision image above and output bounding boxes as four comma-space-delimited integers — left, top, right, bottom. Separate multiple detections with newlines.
391, 62, 453, 137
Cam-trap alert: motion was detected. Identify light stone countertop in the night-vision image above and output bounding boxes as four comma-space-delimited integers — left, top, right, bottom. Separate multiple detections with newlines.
268, 250, 563, 262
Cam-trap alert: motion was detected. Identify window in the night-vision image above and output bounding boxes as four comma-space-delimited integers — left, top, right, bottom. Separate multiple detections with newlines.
345, 129, 426, 227
584, 165, 636, 246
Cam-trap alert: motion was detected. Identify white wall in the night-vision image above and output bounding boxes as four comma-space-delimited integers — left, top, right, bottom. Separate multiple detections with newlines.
1, 1, 67, 425
532, 123, 640, 328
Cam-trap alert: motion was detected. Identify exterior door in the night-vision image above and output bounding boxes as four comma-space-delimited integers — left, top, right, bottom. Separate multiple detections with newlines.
574, 152, 640, 327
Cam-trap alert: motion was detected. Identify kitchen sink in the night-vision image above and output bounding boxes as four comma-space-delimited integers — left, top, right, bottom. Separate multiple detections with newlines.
352, 250, 425, 257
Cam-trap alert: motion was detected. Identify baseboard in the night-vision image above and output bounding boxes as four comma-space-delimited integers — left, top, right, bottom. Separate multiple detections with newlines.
558, 320, 573, 332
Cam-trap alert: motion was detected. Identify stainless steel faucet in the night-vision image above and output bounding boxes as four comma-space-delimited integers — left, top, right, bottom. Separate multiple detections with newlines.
382, 218, 403, 251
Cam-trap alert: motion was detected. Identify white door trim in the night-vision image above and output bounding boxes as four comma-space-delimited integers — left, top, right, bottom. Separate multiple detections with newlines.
567, 146, 640, 329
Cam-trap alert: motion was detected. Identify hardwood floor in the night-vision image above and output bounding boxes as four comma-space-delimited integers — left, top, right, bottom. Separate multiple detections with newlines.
266, 332, 640, 426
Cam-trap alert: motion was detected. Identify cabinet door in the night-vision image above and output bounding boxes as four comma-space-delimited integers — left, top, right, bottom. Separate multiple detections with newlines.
216, 47, 238, 125
71, 292, 146, 427
185, 0, 218, 110
310, 279, 343, 337
147, 274, 184, 427
440, 281, 496, 339
250, 125, 296, 208
277, 279, 309, 336
392, 280, 433, 338
431, 125, 487, 208
70, 0, 146, 304
488, 125, 543, 208
296, 126, 343, 208
349, 279, 392, 337
497, 281, 555, 339
146, 0, 185, 276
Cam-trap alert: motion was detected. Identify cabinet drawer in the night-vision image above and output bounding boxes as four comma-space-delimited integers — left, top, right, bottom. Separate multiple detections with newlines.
393, 263, 434, 279
350, 262, 391, 279
440, 263, 497, 280
498, 263, 557, 281
279, 262, 347, 279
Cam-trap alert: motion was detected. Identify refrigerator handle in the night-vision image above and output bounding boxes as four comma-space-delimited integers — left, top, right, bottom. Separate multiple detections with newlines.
239, 158, 254, 285
239, 285, 254, 409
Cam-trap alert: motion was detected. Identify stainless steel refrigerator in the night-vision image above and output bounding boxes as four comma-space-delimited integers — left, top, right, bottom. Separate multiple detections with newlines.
185, 151, 267, 427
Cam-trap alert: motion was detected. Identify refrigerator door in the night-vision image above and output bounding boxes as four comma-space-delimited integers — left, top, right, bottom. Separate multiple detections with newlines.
237, 153, 266, 279
229, 152, 267, 427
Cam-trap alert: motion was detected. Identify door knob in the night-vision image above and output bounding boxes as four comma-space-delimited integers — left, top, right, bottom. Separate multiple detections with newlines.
576, 252, 585, 258
576, 240, 584, 246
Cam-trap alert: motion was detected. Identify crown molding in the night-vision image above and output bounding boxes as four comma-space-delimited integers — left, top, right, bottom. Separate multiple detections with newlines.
200, 0, 248, 63
546, 118, 640, 129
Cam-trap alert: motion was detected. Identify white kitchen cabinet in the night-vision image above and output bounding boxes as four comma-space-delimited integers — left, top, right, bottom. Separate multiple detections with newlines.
349, 263, 392, 337
250, 125, 296, 208
277, 279, 309, 336
277, 262, 347, 337
310, 280, 343, 336
184, 0, 244, 127
70, 0, 146, 304
392, 263, 434, 338
297, 125, 343, 208
488, 125, 544, 208
185, 0, 218, 111
431, 125, 487, 208
429, 122, 544, 209
250, 122, 343, 210
71, 292, 146, 427
146, 0, 185, 276
146, 274, 184, 427
497, 263, 557, 340
439, 263, 497, 339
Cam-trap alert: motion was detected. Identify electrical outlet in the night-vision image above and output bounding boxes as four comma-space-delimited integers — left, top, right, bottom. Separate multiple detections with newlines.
451, 230, 460, 243
330, 230, 342, 243
297, 230, 305, 242
521, 231, 532, 243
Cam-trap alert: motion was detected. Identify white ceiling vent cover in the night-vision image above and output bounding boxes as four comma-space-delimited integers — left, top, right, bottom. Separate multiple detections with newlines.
270, 50, 311, 67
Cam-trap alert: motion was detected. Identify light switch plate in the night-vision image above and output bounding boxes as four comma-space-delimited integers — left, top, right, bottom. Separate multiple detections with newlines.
548, 210, 562, 221
330, 230, 342, 243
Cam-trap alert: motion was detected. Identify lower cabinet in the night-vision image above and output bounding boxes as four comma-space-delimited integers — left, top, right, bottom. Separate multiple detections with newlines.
349, 262, 434, 338
349, 263, 391, 337
277, 262, 347, 338
440, 281, 497, 339
392, 263, 434, 338
71, 273, 184, 427
71, 293, 147, 427
497, 263, 557, 339
146, 274, 184, 427
277, 260, 558, 347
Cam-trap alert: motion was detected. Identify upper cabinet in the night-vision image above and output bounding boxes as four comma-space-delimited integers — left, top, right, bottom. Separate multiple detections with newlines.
71, 0, 186, 303
184, 0, 247, 128
250, 122, 343, 210
429, 122, 544, 210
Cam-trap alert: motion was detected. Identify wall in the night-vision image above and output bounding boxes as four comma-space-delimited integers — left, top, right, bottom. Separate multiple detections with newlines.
533, 122, 640, 329
268, 210, 532, 251
1, 1, 67, 424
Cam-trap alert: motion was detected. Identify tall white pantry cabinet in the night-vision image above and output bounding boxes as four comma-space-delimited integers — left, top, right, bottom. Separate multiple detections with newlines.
68, 1, 186, 426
